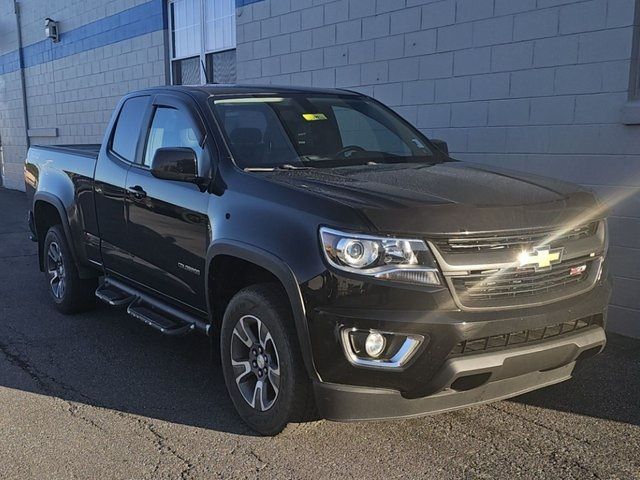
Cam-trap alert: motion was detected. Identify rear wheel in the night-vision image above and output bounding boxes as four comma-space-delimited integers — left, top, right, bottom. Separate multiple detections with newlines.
220, 284, 315, 435
43, 225, 96, 314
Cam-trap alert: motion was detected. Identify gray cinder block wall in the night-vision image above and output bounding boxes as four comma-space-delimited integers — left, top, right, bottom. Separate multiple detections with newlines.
235, 0, 640, 336
0, 0, 167, 190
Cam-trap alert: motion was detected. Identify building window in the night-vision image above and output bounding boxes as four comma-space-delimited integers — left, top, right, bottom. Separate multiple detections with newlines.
206, 49, 237, 84
169, 0, 236, 85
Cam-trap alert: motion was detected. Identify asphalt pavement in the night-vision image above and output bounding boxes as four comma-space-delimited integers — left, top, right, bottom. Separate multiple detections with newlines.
0, 187, 639, 479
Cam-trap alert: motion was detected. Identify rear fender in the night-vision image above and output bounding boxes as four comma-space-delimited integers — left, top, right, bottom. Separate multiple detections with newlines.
33, 192, 95, 278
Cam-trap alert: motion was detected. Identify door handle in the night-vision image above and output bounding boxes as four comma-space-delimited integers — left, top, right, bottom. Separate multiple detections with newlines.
127, 185, 147, 200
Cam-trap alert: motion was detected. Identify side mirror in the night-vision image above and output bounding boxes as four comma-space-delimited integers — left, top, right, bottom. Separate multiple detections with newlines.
430, 139, 449, 155
151, 147, 198, 183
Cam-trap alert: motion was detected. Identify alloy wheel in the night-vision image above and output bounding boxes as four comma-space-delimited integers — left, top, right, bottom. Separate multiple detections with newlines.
230, 314, 281, 411
47, 241, 66, 300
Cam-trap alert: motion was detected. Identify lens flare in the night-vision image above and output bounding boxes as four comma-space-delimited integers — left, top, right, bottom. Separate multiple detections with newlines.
463, 182, 640, 301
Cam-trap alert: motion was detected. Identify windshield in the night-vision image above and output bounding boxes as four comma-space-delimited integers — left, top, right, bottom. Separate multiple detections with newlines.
210, 94, 441, 169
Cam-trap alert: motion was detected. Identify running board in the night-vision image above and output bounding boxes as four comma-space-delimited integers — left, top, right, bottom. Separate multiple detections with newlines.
95, 283, 136, 307
127, 299, 195, 336
96, 277, 210, 336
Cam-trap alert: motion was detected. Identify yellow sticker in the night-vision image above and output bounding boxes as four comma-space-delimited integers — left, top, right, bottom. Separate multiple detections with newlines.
302, 113, 327, 121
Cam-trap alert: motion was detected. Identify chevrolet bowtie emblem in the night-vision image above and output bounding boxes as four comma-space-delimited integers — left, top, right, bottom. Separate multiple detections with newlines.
518, 247, 564, 271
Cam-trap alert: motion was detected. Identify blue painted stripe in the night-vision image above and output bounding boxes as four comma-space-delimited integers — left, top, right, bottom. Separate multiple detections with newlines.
0, 0, 165, 75
236, 0, 266, 7
0, 50, 20, 75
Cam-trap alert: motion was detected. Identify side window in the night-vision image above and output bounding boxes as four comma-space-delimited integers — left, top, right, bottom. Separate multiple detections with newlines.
111, 96, 150, 162
332, 106, 412, 156
143, 107, 204, 166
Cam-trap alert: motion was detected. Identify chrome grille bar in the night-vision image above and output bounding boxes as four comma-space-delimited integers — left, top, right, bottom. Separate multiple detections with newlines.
434, 222, 598, 254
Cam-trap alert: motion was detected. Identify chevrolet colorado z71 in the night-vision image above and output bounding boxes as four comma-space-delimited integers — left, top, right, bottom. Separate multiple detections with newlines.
25, 85, 610, 435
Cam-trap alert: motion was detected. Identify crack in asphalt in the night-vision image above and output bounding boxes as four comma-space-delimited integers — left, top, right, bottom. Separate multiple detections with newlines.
426, 406, 612, 479
141, 420, 195, 480
0, 338, 53, 394
0, 337, 109, 434
247, 447, 269, 472
485, 404, 610, 478
548, 448, 603, 480
488, 403, 595, 446
0, 335, 197, 479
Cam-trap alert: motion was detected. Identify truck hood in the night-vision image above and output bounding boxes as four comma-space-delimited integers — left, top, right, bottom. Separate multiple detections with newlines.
262, 161, 599, 234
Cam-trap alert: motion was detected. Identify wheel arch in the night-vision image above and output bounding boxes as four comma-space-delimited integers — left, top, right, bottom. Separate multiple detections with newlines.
32, 192, 96, 279
33, 192, 77, 272
206, 240, 320, 381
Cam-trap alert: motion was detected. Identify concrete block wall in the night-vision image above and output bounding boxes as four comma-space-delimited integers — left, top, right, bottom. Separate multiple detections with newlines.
0, 0, 25, 190
0, 0, 167, 190
0, 69, 28, 190
23, 30, 166, 146
236, 0, 640, 336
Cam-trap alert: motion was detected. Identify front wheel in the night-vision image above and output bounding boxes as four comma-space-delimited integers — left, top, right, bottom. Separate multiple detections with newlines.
43, 225, 96, 314
220, 284, 315, 435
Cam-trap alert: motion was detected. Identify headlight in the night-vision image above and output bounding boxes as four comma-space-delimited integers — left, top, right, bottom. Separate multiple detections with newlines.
320, 227, 441, 286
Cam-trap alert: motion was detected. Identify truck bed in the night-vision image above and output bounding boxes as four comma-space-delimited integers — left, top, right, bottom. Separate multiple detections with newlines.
33, 144, 101, 159
25, 144, 101, 200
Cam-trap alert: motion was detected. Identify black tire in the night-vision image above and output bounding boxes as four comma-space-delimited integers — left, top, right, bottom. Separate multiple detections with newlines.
43, 225, 97, 314
220, 284, 315, 436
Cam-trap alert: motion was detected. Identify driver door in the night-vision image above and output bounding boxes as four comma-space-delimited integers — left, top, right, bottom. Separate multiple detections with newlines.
125, 94, 212, 311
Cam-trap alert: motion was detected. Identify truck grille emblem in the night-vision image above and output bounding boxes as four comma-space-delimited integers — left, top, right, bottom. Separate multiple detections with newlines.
517, 247, 564, 271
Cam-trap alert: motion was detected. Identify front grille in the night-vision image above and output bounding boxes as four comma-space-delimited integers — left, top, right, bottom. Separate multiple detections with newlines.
450, 315, 600, 356
434, 222, 598, 254
450, 255, 596, 309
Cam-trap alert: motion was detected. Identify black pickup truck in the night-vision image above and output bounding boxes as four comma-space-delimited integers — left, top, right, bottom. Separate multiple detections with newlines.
25, 85, 611, 435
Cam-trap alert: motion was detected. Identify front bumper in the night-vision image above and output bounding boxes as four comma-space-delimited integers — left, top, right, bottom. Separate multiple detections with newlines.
314, 326, 606, 421
304, 273, 611, 396
300, 261, 611, 420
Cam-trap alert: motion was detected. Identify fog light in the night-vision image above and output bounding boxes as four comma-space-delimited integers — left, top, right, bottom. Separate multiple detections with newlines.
365, 332, 386, 358
341, 328, 425, 370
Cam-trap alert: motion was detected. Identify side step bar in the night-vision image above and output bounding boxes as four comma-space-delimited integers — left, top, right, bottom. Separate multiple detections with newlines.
96, 277, 210, 336
95, 283, 136, 306
127, 299, 196, 336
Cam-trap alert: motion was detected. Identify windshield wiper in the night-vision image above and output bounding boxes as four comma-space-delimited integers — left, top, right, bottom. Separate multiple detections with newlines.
244, 164, 315, 172
278, 164, 314, 170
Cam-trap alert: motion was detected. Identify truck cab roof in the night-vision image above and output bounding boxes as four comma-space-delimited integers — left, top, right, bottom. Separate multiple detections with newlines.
129, 84, 361, 98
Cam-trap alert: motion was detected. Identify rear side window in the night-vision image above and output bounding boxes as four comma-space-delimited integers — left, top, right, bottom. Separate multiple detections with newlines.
111, 96, 150, 162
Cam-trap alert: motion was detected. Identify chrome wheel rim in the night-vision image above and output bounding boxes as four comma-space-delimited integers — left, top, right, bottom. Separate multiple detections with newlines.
47, 241, 66, 299
230, 315, 281, 412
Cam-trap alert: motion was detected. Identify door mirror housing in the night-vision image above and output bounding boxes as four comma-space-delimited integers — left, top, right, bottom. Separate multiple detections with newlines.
151, 147, 198, 183
430, 139, 449, 155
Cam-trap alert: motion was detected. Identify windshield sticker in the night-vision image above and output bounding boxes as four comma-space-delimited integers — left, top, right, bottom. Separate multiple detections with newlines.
302, 113, 328, 121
